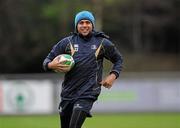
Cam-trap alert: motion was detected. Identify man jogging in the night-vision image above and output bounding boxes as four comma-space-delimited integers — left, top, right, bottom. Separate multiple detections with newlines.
43, 10, 123, 128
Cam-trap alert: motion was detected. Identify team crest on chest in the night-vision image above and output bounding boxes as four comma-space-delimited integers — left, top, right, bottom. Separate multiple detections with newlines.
74, 44, 79, 51
91, 45, 97, 50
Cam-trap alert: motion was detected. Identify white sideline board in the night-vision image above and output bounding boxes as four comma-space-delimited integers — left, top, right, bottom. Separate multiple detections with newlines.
0, 80, 54, 114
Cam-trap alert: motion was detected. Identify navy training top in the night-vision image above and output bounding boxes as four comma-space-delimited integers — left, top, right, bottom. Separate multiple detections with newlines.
43, 32, 123, 101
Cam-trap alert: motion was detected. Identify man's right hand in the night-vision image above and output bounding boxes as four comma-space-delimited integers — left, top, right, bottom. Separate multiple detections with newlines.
48, 57, 70, 73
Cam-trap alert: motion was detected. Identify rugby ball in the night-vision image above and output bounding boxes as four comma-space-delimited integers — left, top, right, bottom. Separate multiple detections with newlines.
54, 54, 75, 72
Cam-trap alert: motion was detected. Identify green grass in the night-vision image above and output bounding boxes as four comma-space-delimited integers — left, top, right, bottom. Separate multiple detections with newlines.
0, 113, 180, 128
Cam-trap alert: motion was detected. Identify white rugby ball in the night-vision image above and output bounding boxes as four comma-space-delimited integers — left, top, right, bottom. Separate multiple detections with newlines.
54, 54, 75, 72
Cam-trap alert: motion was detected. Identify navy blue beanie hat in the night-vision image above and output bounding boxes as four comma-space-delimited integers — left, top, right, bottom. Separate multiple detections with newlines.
74, 11, 95, 31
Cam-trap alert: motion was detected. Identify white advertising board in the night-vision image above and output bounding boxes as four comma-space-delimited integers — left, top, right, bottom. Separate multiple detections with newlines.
93, 78, 180, 112
0, 80, 54, 114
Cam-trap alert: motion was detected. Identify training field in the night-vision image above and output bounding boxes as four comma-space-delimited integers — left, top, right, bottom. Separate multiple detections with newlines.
0, 113, 180, 128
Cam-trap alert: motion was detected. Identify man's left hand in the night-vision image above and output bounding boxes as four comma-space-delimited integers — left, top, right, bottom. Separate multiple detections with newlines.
100, 73, 117, 89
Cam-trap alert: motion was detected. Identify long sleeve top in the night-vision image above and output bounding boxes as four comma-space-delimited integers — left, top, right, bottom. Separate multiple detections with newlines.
43, 32, 123, 101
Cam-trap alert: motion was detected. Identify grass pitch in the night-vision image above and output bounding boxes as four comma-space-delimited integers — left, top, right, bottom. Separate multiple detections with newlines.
0, 113, 180, 128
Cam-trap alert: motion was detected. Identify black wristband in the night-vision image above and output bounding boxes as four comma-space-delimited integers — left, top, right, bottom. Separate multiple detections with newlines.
110, 71, 119, 79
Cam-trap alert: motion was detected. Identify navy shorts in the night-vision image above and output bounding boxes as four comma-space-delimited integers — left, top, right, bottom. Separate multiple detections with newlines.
59, 99, 94, 117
